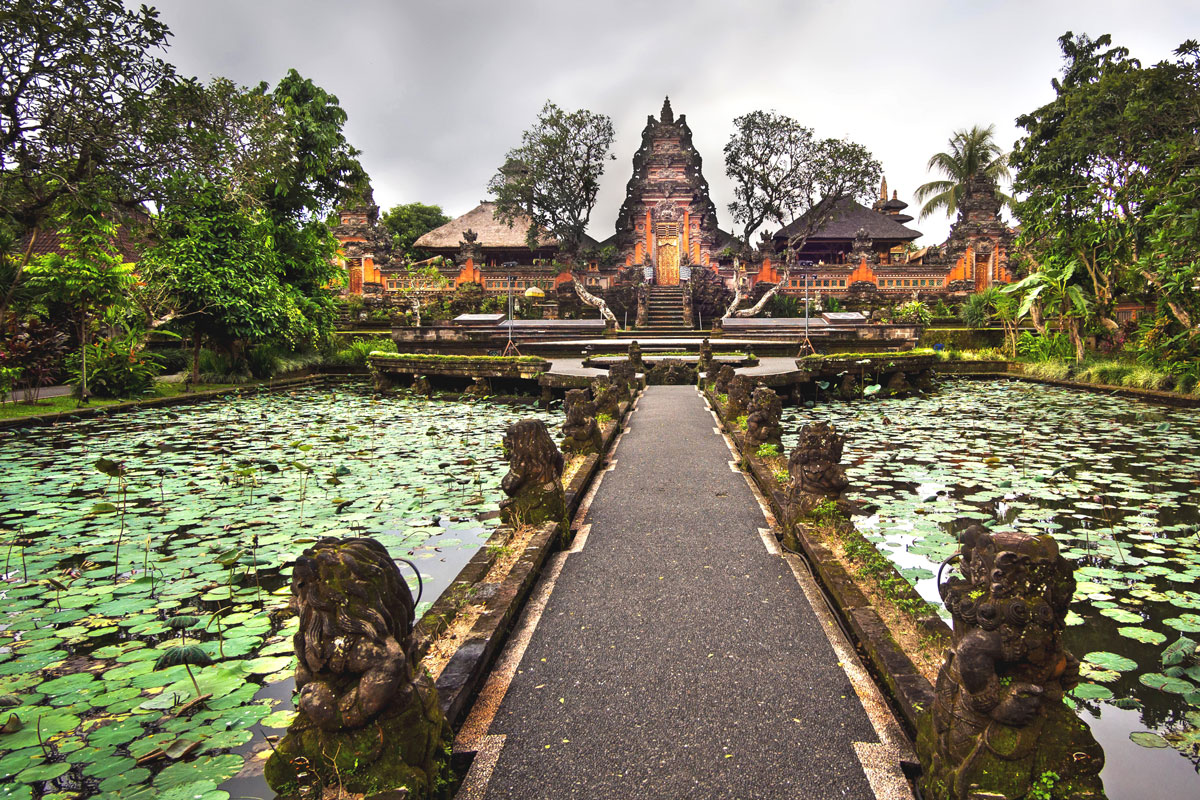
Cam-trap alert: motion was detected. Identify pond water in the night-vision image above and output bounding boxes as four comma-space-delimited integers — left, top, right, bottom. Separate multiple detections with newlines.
782, 379, 1200, 797
0, 383, 553, 800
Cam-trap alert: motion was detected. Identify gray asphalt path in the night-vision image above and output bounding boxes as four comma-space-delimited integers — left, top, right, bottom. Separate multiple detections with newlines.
472, 385, 883, 799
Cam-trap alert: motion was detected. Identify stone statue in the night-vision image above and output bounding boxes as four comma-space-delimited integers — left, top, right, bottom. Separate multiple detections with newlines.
628, 340, 644, 371
714, 364, 735, 395
745, 386, 783, 450
500, 419, 566, 529
784, 421, 849, 520
919, 526, 1106, 800
561, 389, 602, 455
698, 338, 713, 372
645, 359, 696, 386
590, 376, 621, 418
636, 284, 649, 328
885, 371, 910, 396
412, 375, 432, 397
265, 538, 450, 798
725, 374, 754, 418
463, 377, 490, 397
609, 362, 635, 400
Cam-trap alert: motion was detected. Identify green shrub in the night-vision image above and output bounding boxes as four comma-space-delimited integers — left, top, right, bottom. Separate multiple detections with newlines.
960, 289, 1001, 328
1017, 331, 1073, 362
146, 347, 190, 374
1122, 365, 1169, 390
1019, 360, 1070, 381
329, 337, 398, 367
1075, 361, 1134, 386
0, 366, 21, 402
66, 337, 162, 398
894, 300, 932, 325
756, 443, 781, 458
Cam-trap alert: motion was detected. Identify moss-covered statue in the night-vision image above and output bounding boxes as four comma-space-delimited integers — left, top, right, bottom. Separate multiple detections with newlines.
784, 421, 849, 521
590, 376, 621, 418
745, 386, 783, 450
561, 389, 602, 455
499, 418, 566, 530
698, 338, 713, 372
609, 361, 635, 401
918, 526, 1106, 800
725, 374, 754, 419
627, 340, 644, 372
714, 363, 735, 395
265, 538, 451, 798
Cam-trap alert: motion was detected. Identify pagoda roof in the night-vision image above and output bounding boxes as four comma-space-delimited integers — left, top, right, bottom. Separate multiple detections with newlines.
774, 199, 921, 244
415, 201, 562, 250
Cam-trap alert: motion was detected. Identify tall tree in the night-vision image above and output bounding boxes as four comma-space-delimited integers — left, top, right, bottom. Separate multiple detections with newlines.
722, 111, 880, 317
1010, 33, 1200, 343
380, 202, 450, 261
140, 177, 294, 383
488, 101, 615, 261
0, 0, 175, 327
913, 125, 1012, 220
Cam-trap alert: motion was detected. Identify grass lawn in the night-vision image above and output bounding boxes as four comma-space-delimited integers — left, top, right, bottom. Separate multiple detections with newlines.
0, 381, 243, 420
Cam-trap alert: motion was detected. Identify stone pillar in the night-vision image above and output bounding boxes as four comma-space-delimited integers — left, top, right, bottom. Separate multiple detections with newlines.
499, 419, 567, 530
918, 527, 1105, 800
636, 284, 649, 328
265, 537, 451, 798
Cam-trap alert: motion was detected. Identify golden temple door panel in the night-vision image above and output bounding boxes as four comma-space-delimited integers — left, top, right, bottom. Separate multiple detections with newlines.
655, 222, 680, 285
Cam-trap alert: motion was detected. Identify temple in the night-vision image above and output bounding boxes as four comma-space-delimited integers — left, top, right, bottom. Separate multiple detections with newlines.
334, 98, 1015, 303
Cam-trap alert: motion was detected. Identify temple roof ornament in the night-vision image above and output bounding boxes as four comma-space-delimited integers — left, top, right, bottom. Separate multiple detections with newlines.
661, 96, 674, 124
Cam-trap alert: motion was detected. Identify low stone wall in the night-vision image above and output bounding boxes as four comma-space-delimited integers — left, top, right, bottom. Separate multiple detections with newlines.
704, 385, 944, 737
413, 391, 637, 727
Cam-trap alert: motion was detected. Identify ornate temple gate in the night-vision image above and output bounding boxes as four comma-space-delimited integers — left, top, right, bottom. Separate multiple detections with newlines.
655, 221, 680, 285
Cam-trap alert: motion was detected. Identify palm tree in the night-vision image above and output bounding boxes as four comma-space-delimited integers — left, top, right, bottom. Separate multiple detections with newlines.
913, 125, 1013, 220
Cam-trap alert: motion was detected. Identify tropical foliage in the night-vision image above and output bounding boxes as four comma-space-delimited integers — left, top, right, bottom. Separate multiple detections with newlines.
1009, 33, 1200, 375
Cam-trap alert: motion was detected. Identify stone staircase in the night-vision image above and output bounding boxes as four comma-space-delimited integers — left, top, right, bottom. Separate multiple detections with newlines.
626, 285, 706, 339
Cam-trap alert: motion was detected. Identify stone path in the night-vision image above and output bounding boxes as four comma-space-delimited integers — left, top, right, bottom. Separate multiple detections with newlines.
456, 385, 913, 799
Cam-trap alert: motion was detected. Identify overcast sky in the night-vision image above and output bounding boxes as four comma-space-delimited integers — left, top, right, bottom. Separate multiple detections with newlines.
140, 0, 1198, 245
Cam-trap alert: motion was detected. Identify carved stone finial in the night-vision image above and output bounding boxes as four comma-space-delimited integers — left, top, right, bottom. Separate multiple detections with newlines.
561, 389, 602, 455
745, 386, 783, 449
918, 527, 1105, 800
698, 338, 713, 372
627, 340, 644, 371
500, 419, 566, 529
265, 537, 451, 797
590, 376, 621, 418
661, 96, 674, 124
609, 362, 635, 400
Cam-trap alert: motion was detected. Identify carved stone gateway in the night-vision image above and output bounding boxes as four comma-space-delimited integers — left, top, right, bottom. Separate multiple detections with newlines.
265, 538, 450, 798
784, 421, 850, 521
500, 419, 566, 529
745, 386, 783, 450
645, 358, 697, 386
561, 389, 602, 455
918, 526, 1106, 800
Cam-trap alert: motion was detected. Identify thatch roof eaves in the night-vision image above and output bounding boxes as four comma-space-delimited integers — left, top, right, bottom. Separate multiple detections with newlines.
414, 202, 560, 250
775, 199, 921, 243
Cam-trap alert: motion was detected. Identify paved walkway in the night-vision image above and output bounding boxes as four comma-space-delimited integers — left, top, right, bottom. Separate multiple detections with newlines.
456, 386, 913, 799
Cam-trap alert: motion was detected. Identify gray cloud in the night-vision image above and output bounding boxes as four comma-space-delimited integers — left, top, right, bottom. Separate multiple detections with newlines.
142, 0, 1198, 244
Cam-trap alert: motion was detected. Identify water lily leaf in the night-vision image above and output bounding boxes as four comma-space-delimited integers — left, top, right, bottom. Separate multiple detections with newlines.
1163, 635, 1199, 666
1070, 683, 1113, 700
15, 760, 70, 783
1139, 672, 1196, 694
1130, 731, 1170, 748
1117, 626, 1167, 645
1084, 651, 1139, 672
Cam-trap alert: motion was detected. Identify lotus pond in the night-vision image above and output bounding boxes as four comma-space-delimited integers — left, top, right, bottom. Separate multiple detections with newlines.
783, 379, 1200, 797
0, 383, 553, 800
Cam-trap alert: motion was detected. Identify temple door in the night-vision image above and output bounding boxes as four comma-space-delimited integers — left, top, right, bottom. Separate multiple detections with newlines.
654, 222, 680, 285
348, 257, 363, 294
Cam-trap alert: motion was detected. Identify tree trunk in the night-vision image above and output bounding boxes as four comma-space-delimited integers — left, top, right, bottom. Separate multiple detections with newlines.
78, 317, 90, 404
190, 326, 202, 387
1065, 317, 1085, 361
1029, 303, 1047, 336
572, 278, 617, 325
0, 228, 38, 332
732, 268, 790, 318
